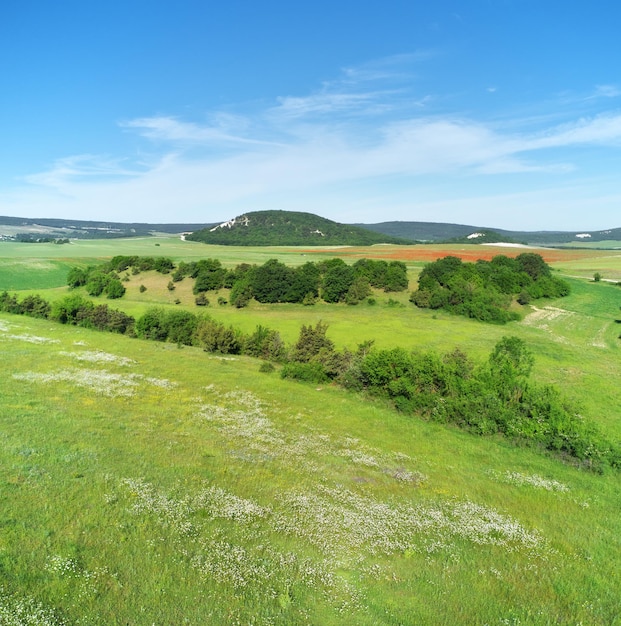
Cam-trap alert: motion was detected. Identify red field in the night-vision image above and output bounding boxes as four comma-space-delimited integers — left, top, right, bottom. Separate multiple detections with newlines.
301, 244, 609, 264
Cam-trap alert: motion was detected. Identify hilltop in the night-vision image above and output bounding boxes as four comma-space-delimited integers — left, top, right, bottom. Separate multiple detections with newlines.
185, 210, 410, 246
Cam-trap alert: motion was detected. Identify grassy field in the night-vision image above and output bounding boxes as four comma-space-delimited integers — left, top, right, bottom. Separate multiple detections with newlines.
1, 239, 620, 625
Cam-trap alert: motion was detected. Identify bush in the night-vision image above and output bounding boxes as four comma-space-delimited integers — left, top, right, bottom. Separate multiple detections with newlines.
135, 308, 169, 341
194, 317, 242, 354
18, 295, 51, 319
281, 361, 329, 384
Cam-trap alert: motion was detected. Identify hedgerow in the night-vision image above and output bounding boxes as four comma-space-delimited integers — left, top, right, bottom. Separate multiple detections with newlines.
2, 289, 618, 471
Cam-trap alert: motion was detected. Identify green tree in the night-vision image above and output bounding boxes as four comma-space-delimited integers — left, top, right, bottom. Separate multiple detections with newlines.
321, 259, 354, 303
250, 259, 295, 303
290, 321, 334, 362
105, 278, 126, 299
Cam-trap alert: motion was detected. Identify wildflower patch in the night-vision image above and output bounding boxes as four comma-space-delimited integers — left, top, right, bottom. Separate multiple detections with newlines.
12, 368, 177, 397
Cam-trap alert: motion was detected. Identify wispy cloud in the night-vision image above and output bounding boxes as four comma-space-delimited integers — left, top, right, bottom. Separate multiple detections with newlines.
3, 55, 621, 229
23, 155, 140, 189
121, 115, 277, 147
593, 84, 621, 98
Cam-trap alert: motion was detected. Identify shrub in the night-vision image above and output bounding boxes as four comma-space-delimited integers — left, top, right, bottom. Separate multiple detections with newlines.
281, 361, 329, 384
135, 308, 169, 341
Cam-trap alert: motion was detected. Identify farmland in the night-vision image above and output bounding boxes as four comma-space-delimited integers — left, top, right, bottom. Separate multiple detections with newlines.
1, 237, 620, 625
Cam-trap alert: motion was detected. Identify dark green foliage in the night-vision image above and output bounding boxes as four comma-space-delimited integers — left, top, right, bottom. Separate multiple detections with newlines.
49, 294, 94, 325
230, 279, 252, 308
12, 292, 134, 334
0, 291, 32, 315
186, 210, 408, 246
105, 278, 126, 299
85, 271, 108, 296
321, 259, 355, 303
346, 276, 372, 305
194, 317, 242, 354
85, 304, 135, 334
135, 308, 169, 341
249, 259, 295, 303
245, 325, 285, 360
192, 259, 227, 293
135, 257, 156, 272
172, 262, 190, 282
286, 262, 321, 302
383, 261, 409, 292
163, 310, 198, 345
194, 293, 209, 306
281, 361, 330, 384
290, 321, 334, 363
515, 253, 550, 280
352, 336, 620, 471
411, 254, 570, 323
109, 255, 139, 272
17, 295, 51, 319
66, 266, 90, 288
153, 257, 174, 274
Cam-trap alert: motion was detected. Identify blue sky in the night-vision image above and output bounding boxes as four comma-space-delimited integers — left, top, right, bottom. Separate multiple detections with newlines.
1, 1, 621, 230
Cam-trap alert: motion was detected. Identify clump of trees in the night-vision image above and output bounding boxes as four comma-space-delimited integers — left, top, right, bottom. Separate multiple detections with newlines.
410, 253, 570, 323
66, 256, 409, 306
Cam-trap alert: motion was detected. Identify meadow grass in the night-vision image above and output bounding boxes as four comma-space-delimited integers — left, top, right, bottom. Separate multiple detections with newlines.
1, 241, 621, 624
2, 312, 621, 625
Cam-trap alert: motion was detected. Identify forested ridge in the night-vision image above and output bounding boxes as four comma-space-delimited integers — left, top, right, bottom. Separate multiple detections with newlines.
186, 210, 410, 246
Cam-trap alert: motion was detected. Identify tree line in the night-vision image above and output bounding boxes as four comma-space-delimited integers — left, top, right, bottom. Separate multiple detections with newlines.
66, 255, 409, 306
2, 289, 619, 472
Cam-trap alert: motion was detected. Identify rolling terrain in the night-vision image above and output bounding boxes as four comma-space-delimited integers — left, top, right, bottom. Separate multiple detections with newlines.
2, 210, 620, 247
0, 236, 620, 624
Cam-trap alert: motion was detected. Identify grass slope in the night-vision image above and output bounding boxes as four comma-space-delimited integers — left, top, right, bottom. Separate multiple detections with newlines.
1, 312, 620, 625
1, 240, 620, 623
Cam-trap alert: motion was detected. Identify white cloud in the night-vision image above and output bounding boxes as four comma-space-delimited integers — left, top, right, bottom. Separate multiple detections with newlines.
2, 58, 621, 229
594, 84, 620, 99
121, 115, 275, 147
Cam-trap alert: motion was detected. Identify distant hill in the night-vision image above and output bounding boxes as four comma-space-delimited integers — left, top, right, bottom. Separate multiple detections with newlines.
355, 221, 621, 245
0, 215, 214, 240
185, 210, 410, 246
1, 213, 619, 246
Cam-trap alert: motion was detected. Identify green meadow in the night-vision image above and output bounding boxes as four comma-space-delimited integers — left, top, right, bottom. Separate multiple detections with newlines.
1, 238, 620, 625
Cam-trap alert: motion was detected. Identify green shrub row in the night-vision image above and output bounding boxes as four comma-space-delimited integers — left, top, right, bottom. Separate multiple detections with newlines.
2, 290, 618, 471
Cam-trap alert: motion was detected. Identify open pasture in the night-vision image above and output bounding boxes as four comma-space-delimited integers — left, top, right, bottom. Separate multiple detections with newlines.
1, 238, 620, 624
1, 312, 621, 625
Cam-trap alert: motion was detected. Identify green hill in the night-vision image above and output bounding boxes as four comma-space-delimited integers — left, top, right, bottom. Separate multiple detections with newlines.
186, 210, 410, 246
356, 221, 621, 245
